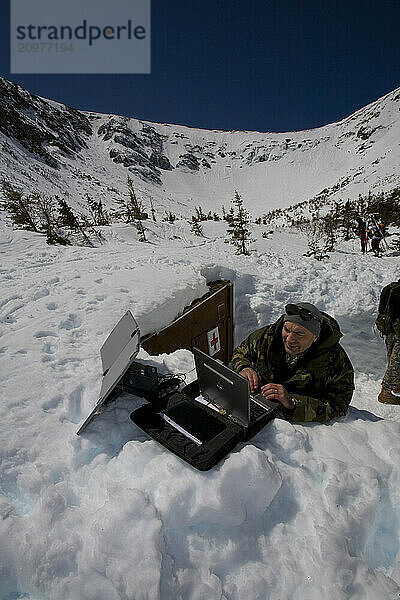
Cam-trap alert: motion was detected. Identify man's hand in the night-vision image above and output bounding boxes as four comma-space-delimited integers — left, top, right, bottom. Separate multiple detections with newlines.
239, 367, 259, 392
261, 383, 295, 410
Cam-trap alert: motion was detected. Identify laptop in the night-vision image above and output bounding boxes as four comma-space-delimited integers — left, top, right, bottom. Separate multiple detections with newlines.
192, 347, 280, 428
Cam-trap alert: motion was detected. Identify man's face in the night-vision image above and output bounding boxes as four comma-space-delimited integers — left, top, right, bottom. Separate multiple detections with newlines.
282, 321, 317, 355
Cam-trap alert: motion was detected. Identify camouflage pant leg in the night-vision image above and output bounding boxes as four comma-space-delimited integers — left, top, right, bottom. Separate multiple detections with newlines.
382, 333, 400, 390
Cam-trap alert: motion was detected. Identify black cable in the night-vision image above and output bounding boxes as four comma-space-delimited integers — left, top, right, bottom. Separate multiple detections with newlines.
158, 374, 185, 395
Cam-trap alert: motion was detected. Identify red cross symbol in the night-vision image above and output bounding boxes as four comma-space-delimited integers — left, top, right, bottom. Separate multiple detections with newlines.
210, 331, 219, 351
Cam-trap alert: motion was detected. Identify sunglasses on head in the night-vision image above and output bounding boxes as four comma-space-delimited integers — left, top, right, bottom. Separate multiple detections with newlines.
285, 304, 322, 323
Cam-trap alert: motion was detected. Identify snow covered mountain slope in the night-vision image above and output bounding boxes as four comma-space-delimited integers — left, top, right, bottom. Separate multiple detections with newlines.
0, 77, 400, 218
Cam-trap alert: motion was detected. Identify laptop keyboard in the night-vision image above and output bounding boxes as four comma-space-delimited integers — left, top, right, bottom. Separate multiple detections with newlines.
250, 398, 268, 421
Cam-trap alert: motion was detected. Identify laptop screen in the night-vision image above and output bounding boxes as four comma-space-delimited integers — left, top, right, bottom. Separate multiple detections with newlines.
193, 347, 250, 427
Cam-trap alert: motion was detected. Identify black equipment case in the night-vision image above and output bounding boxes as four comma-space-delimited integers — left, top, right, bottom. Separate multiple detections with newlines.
131, 390, 244, 471
130, 377, 278, 471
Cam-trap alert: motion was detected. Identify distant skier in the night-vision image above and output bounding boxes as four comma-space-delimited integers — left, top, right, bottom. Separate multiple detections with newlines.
370, 225, 383, 257
354, 217, 367, 254
376, 279, 400, 404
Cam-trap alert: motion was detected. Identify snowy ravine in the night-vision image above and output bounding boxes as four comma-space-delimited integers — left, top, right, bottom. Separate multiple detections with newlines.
1, 76, 400, 226
1, 218, 400, 600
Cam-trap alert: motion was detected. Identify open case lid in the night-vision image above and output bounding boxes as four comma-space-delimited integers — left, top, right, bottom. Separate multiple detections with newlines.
77, 310, 140, 435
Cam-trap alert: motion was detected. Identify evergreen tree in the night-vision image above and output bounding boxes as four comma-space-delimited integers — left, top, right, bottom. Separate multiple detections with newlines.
163, 211, 177, 223
113, 177, 146, 223
321, 207, 340, 252
111, 177, 148, 241
189, 215, 204, 236
195, 206, 207, 221
0, 182, 70, 245
86, 194, 110, 226
57, 198, 94, 247
36, 194, 70, 245
224, 191, 253, 255
225, 206, 235, 225
340, 199, 357, 240
303, 209, 329, 260
367, 188, 400, 227
127, 176, 146, 220
1, 181, 39, 232
57, 197, 79, 229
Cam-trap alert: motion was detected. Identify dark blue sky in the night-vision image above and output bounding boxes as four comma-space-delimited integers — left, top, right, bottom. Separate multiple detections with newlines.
1, 0, 400, 132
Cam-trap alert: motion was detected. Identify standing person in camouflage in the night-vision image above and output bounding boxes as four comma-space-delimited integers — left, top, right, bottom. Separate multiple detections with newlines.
376, 279, 400, 404
231, 302, 354, 422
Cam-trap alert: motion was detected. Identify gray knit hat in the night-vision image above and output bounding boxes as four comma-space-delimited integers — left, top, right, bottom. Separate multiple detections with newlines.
284, 302, 323, 337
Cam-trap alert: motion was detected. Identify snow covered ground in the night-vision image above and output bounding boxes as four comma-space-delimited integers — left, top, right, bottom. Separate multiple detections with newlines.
1, 218, 400, 600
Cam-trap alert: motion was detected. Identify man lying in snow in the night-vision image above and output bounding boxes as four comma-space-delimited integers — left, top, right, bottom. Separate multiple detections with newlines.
231, 302, 354, 422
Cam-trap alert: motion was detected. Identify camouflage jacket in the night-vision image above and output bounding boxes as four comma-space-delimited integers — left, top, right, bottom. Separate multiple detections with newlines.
378, 281, 400, 336
231, 314, 354, 423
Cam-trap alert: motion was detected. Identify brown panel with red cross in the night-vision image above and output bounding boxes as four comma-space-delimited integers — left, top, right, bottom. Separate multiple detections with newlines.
141, 281, 233, 363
